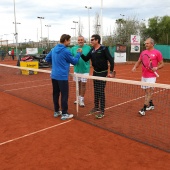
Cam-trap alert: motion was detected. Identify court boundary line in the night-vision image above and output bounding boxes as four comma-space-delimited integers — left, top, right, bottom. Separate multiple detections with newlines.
0, 120, 73, 146
84, 89, 165, 116
2, 81, 74, 92
4, 83, 51, 92
0, 78, 51, 87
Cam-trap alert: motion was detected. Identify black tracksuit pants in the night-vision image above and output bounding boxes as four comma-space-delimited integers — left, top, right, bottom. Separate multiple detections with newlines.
93, 71, 107, 113
52, 79, 68, 115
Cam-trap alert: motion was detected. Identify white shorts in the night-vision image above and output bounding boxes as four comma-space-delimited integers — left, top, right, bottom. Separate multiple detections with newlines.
141, 77, 156, 89
73, 73, 89, 83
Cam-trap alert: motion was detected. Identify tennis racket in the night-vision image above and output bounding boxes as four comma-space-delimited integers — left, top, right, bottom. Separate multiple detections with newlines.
141, 54, 159, 77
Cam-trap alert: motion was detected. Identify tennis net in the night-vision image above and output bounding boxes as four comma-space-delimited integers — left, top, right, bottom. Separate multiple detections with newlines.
0, 63, 170, 152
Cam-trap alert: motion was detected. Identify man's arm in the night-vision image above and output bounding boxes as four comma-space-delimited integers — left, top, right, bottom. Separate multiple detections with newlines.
105, 47, 114, 72
65, 49, 82, 65
81, 49, 92, 62
157, 60, 164, 69
104, 47, 115, 78
152, 60, 164, 72
45, 50, 52, 63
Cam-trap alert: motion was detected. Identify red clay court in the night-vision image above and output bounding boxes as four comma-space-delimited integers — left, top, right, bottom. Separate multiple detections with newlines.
0, 59, 170, 170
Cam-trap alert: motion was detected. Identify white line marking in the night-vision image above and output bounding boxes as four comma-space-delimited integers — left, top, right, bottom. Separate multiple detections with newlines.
2, 80, 73, 92
0, 79, 51, 87
105, 89, 165, 110
0, 120, 73, 146
84, 95, 145, 117
105, 96, 144, 110
84, 89, 165, 116
4, 84, 51, 92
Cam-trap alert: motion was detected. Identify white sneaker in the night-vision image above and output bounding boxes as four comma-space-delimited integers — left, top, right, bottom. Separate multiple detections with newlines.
146, 105, 154, 111
79, 100, 85, 107
54, 111, 62, 118
61, 113, 73, 120
139, 108, 145, 116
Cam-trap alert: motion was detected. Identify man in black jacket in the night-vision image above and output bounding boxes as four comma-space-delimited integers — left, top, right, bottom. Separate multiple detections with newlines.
81, 34, 115, 119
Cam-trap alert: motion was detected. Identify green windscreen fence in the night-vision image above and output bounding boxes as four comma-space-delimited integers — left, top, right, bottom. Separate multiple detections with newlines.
108, 45, 170, 60
155, 45, 170, 59
108, 46, 116, 58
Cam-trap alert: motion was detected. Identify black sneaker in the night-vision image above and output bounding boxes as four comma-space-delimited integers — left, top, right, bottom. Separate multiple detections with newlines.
89, 108, 100, 115
139, 108, 145, 116
95, 113, 104, 119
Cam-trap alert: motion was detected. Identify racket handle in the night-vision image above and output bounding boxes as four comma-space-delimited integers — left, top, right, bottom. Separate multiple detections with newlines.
154, 71, 159, 77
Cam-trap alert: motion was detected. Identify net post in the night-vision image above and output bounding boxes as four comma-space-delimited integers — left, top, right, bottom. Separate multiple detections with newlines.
75, 74, 79, 116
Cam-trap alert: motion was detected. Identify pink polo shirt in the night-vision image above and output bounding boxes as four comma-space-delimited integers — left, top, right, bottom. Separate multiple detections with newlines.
139, 49, 163, 78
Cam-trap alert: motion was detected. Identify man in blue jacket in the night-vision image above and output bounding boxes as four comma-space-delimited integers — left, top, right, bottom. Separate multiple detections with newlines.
45, 34, 82, 120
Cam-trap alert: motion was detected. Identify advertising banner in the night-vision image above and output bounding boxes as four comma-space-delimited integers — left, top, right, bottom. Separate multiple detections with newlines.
131, 35, 140, 53
114, 52, 126, 63
26, 48, 38, 54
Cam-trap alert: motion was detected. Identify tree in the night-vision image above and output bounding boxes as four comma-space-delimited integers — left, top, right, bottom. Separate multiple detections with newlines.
143, 17, 160, 43
115, 16, 140, 45
101, 15, 170, 46
139, 21, 147, 43
115, 18, 125, 44
143, 15, 170, 44
102, 36, 114, 46
158, 15, 170, 44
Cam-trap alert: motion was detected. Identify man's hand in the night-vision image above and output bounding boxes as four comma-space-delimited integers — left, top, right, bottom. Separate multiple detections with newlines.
152, 67, 158, 72
77, 48, 82, 53
107, 70, 116, 78
132, 67, 136, 72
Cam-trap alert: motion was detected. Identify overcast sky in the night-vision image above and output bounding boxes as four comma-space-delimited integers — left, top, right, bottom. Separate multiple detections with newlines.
0, 0, 170, 43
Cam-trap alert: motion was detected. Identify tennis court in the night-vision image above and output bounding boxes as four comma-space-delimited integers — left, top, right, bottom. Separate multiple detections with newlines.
0, 59, 170, 170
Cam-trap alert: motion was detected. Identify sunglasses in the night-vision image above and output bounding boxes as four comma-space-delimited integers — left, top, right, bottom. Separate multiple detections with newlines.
91, 38, 95, 41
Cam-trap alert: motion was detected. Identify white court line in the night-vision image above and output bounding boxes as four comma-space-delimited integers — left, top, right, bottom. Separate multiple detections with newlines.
0, 79, 51, 87
4, 84, 51, 92
105, 96, 145, 110
84, 95, 145, 117
85, 89, 165, 116
0, 120, 73, 146
3, 80, 74, 92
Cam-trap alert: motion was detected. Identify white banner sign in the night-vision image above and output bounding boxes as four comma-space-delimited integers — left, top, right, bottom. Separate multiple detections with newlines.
26, 48, 38, 54
114, 52, 126, 63
131, 35, 140, 53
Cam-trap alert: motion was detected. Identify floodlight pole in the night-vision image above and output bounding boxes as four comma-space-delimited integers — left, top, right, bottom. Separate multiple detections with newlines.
73, 21, 78, 43
45, 25, 51, 47
85, 6, 92, 44
37, 16, 45, 48
13, 0, 18, 61
71, 28, 76, 45
100, 0, 103, 44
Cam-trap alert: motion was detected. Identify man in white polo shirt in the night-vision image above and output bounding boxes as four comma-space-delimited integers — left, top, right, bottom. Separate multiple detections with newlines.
71, 36, 91, 107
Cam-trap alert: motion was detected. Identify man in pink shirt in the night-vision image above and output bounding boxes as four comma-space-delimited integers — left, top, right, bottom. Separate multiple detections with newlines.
132, 37, 164, 116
